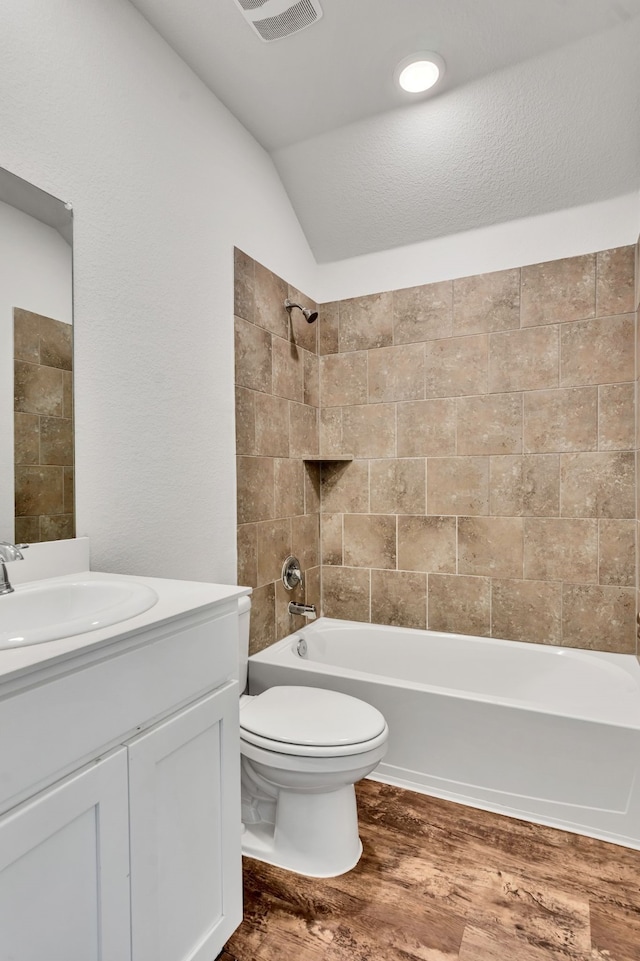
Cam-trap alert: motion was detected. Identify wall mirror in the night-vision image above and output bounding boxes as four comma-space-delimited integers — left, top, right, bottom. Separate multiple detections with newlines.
0, 167, 73, 544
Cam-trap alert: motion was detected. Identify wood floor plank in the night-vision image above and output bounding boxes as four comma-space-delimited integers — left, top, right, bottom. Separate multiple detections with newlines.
590, 900, 640, 961
225, 780, 640, 961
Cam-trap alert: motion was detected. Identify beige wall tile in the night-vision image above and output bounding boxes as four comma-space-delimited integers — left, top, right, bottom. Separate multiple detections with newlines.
62, 371, 73, 419
234, 248, 254, 323
304, 461, 321, 513
398, 515, 456, 573
254, 262, 289, 339
458, 516, 523, 578
249, 582, 276, 655
491, 579, 562, 645
342, 404, 396, 458
319, 407, 343, 456
14, 361, 64, 416
490, 454, 559, 516
254, 392, 289, 457
287, 284, 318, 353
371, 570, 427, 629
320, 352, 367, 407
368, 343, 425, 403
321, 513, 343, 565
427, 456, 489, 515
560, 315, 634, 387
339, 292, 393, 351
64, 467, 74, 514
562, 584, 635, 653
521, 254, 596, 326
596, 246, 635, 317
14, 516, 39, 543
560, 451, 635, 518
370, 458, 426, 514
237, 455, 274, 524
524, 517, 597, 582
40, 417, 73, 465
523, 387, 597, 453
425, 334, 488, 398
489, 326, 559, 393
453, 268, 520, 335
393, 281, 453, 344
13, 308, 41, 363
289, 402, 319, 458
256, 519, 292, 587
272, 335, 303, 402
456, 394, 522, 456
14, 412, 39, 465
318, 302, 339, 355
598, 383, 635, 451
39, 514, 74, 541
397, 399, 456, 457
303, 351, 319, 408
303, 565, 321, 613
428, 573, 491, 636
39, 316, 72, 370
599, 519, 635, 587
235, 387, 255, 455
274, 458, 305, 518
292, 512, 320, 570
237, 523, 257, 588
321, 460, 369, 513
235, 316, 272, 393
14, 466, 64, 516
344, 513, 396, 569
322, 566, 370, 621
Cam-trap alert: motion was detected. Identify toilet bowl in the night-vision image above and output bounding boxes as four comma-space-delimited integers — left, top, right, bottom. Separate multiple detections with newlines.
237, 596, 389, 877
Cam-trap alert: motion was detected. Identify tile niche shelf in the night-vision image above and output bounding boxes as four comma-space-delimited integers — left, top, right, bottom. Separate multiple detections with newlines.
303, 455, 354, 462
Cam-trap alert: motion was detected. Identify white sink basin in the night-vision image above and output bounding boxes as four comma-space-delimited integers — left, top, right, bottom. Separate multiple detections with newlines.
0, 579, 159, 649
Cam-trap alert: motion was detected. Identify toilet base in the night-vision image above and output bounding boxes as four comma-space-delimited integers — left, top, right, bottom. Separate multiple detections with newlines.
241, 782, 363, 877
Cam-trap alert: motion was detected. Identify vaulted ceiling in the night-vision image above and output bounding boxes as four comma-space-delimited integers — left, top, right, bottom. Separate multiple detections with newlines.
130, 0, 640, 262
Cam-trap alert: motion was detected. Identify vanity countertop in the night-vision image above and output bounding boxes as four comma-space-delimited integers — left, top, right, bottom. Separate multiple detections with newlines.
0, 569, 250, 684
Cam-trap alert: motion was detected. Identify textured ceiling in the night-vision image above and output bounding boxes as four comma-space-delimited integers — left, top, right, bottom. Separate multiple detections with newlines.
130, 0, 640, 262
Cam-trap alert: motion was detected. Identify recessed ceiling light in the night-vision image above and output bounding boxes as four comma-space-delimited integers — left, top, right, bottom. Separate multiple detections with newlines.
395, 53, 445, 94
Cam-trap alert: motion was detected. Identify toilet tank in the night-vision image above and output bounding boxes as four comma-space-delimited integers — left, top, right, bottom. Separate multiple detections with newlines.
238, 595, 251, 691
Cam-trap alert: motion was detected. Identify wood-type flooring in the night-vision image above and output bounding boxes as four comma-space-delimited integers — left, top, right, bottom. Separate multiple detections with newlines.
221, 779, 640, 961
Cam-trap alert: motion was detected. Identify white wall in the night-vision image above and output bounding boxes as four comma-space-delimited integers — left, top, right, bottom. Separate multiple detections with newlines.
315, 192, 640, 303
0, 0, 316, 582
0, 201, 72, 541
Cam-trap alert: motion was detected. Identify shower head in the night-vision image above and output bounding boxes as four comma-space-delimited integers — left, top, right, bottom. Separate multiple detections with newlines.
285, 299, 318, 324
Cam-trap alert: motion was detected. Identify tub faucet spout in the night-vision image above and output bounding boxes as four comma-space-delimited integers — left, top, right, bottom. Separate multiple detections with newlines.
288, 601, 317, 620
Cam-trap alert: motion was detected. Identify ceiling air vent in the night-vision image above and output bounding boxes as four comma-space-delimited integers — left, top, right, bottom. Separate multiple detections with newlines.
232, 0, 323, 42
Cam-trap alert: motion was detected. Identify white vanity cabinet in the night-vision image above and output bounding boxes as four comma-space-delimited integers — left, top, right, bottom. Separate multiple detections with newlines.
0, 593, 244, 961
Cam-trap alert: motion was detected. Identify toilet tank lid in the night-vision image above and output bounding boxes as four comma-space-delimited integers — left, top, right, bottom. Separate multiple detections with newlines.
238, 594, 251, 614
240, 686, 386, 747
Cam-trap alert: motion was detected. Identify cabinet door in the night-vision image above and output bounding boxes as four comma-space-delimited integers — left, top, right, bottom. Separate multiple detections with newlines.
128, 682, 242, 961
0, 748, 131, 961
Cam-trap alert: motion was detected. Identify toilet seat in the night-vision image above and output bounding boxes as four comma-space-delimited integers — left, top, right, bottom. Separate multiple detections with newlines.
240, 686, 388, 758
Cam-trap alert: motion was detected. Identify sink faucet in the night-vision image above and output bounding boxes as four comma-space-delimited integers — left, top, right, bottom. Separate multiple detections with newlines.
0, 541, 29, 595
288, 601, 317, 620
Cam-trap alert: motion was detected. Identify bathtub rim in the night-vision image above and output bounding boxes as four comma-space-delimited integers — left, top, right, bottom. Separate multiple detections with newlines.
249, 617, 640, 731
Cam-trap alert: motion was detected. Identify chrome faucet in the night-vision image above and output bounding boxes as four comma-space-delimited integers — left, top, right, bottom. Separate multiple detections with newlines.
288, 601, 317, 620
0, 541, 29, 595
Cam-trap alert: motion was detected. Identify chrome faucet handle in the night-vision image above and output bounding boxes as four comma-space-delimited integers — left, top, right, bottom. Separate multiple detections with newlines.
282, 555, 304, 591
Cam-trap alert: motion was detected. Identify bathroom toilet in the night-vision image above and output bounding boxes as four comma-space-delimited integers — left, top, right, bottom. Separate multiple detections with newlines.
237, 596, 389, 877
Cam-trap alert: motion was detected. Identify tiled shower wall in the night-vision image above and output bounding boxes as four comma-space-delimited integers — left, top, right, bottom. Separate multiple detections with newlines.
234, 249, 321, 654
236, 246, 637, 655
318, 247, 637, 654
14, 308, 75, 543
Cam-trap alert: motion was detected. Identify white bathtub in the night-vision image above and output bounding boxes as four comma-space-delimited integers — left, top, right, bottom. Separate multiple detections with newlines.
248, 617, 640, 850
